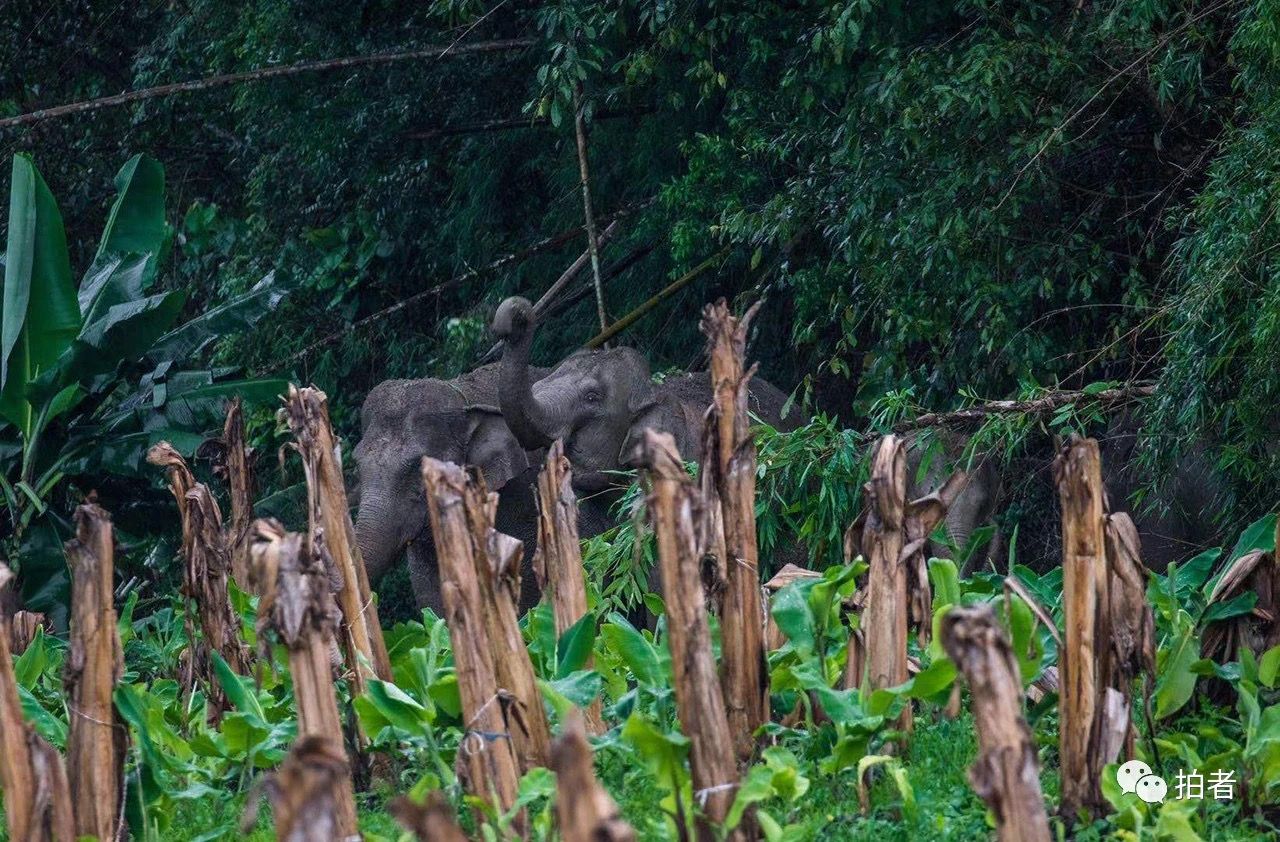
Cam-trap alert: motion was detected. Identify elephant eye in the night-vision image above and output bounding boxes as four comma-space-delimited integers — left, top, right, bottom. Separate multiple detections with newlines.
584, 389, 602, 403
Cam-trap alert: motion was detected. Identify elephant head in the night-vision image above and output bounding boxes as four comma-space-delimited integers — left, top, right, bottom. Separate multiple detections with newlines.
492, 296, 686, 487
906, 432, 1002, 567
352, 379, 534, 585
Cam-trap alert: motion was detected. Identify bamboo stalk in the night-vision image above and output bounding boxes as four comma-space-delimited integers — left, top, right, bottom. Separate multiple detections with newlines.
285, 385, 392, 690
551, 713, 636, 842
700, 300, 768, 763
222, 398, 257, 589
1054, 436, 1106, 818
941, 604, 1051, 842
584, 248, 730, 349
476, 221, 621, 364
573, 85, 609, 338
148, 442, 252, 717
861, 436, 911, 738
288, 202, 651, 366
641, 430, 740, 837
421, 458, 524, 832
0, 564, 73, 842
63, 503, 126, 842
534, 440, 604, 733
248, 519, 358, 837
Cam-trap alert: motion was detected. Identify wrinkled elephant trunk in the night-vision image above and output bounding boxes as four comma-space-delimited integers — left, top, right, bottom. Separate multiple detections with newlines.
494, 296, 557, 450
355, 496, 404, 584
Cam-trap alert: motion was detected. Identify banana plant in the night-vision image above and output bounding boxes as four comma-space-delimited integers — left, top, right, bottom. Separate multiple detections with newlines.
0, 153, 287, 618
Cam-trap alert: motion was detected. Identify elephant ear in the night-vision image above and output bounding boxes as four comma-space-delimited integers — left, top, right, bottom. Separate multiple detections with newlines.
464, 405, 536, 490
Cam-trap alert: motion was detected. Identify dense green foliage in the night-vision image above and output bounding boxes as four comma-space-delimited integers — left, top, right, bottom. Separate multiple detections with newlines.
5, 1, 1280, 508
4, 515, 1279, 840
0, 154, 283, 622
7, 1, 1280, 838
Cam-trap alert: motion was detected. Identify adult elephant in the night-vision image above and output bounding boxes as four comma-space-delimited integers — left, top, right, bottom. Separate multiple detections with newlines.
490, 296, 796, 487
905, 417, 1228, 574
352, 364, 551, 613
1097, 418, 1227, 570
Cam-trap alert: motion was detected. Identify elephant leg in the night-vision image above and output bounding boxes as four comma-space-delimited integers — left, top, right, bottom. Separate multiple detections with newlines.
406, 539, 444, 616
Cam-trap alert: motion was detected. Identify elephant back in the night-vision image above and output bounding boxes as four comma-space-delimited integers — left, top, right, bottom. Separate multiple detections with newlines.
360, 362, 552, 430
658, 370, 799, 432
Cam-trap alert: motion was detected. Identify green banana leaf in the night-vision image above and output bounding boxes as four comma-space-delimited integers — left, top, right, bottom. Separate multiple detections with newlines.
0, 155, 80, 435
147, 271, 285, 363
91, 153, 170, 282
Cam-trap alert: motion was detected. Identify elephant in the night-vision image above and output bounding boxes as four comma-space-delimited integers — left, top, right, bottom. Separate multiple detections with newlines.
352, 364, 556, 613
904, 431, 1002, 570
904, 417, 1228, 574
491, 296, 797, 490
1096, 419, 1228, 571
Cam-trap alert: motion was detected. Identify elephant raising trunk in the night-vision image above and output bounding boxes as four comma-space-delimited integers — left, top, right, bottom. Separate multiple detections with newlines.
492, 295, 798, 491
492, 296, 559, 451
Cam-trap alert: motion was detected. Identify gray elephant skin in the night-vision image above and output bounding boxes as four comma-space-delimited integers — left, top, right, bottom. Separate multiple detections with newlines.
352, 363, 611, 614
905, 431, 1001, 567
491, 296, 798, 487
909, 419, 1227, 573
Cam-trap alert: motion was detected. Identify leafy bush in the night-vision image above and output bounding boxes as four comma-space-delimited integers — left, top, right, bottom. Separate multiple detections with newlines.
0, 154, 286, 621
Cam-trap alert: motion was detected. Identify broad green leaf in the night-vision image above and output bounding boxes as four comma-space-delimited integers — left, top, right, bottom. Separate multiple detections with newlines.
1260, 645, 1280, 688
1225, 513, 1277, 566
537, 665, 601, 711
724, 763, 780, 831
148, 377, 288, 430
66, 291, 187, 380
1155, 624, 1201, 719
770, 581, 815, 655
361, 678, 431, 736
928, 558, 961, 608
210, 652, 265, 725
1, 155, 79, 434
601, 614, 664, 686
78, 253, 152, 326
1175, 548, 1219, 596
1201, 591, 1256, 624
148, 272, 285, 362
619, 712, 689, 792
94, 154, 169, 267
555, 612, 597, 679
428, 674, 461, 719
13, 626, 47, 688
19, 684, 66, 747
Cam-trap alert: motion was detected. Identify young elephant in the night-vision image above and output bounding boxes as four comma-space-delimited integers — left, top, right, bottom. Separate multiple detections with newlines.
491, 296, 797, 491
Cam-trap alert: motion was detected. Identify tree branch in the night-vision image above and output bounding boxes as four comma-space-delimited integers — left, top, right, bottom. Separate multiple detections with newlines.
0, 39, 535, 131
402, 107, 652, 140
584, 248, 729, 349
285, 202, 649, 367
887, 384, 1156, 436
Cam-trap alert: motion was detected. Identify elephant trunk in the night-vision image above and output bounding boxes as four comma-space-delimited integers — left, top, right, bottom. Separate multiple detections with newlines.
355, 494, 404, 583
493, 296, 557, 450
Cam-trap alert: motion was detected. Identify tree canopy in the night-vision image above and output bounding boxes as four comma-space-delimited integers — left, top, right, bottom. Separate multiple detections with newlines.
2, 0, 1276, 509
